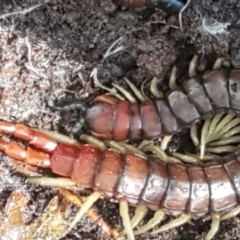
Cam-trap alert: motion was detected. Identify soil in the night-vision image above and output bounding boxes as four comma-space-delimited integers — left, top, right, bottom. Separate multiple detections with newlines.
0, 0, 240, 240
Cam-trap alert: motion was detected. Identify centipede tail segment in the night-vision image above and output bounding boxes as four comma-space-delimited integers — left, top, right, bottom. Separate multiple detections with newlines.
1, 121, 240, 240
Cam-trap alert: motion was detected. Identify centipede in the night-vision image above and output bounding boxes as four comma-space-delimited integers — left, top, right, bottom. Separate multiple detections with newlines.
49, 56, 240, 159
0, 120, 240, 240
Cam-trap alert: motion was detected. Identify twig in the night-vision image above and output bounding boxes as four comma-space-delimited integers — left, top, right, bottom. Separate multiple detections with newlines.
24, 30, 47, 78
0, 1, 51, 19
201, 17, 230, 35
103, 37, 124, 62
145, 20, 179, 29
90, 67, 116, 93
179, 0, 191, 31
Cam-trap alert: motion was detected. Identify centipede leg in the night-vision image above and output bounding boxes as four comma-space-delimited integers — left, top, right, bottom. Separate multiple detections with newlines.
205, 213, 221, 240
150, 77, 164, 98
143, 145, 182, 163
124, 77, 147, 102
160, 135, 173, 151
198, 114, 240, 158
151, 213, 191, 234
59, 189, 120, 238
118, 142, 146, 157
80, 134, 107, 151
190, 124, 199, 147
63, 191, 102, 238
130, 205, 148, 229
133, 209, 165, 236
188, 55, 198, 78
111, 83, 137, 103
104, 140, 127, 154
118, 205, 148, 238
119, 199, 135, 240
169, 65, 178, 90
221, 206, 240, 221
213, 57, 225, 70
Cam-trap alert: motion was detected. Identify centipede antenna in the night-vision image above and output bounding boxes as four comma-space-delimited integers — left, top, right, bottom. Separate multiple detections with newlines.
70, 119, 85, 135
48, 99, 87, 112
112, 83, 137, 103
63, 191, 101, 238
205, 213, 220, 240
134, 209, 165, 236
188, 55, 198, 78
119, 200, 135, 240
124, 77, 147, 102
150, 77, 164, 98
221, 206, 240, 221
151, 213, 191, 234
179, 0, 191, 31
169, 66, 178, 90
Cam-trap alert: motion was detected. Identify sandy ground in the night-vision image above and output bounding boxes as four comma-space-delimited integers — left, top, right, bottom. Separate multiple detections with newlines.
0, 0, 240, 239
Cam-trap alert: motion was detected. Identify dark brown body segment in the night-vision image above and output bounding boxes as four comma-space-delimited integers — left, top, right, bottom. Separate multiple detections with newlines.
229, 69, 240, 112
116, 153, 149, 205
113, 101, 130, 141
156, 100, 179, 134
224, 158, 240, 201
140, 102, 162, 139
94, 150, 124, 198
140, 157, 168, 210
162, 164, 190, 211
187, 166, 209, 214
167, 89, 200, 126
51, 143, 240, 216
182, 76, 213, 118
51, 143, 80, 177
204, 164, 237, 212
202, 69, 230, 112
71, 146, 102, 188
86, 102, 115, 139
129, 103, 142, 141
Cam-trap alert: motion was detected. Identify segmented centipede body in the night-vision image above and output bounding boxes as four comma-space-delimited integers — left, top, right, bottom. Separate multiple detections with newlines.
51, 68, 240, 142
0, 121, 240, 240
